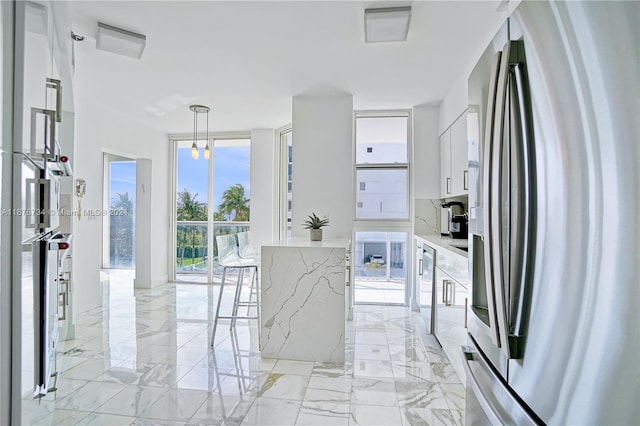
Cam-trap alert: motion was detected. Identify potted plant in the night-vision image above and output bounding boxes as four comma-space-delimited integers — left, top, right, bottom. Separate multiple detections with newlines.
303, 212, 330, 241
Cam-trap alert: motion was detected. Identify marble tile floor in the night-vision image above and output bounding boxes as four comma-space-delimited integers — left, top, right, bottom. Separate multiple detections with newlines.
21, 269, 465, 426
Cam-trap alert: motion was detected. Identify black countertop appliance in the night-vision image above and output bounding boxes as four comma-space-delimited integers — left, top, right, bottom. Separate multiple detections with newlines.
441, 201, 467, 239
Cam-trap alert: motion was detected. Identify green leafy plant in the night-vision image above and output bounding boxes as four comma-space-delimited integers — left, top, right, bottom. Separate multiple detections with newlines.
303, 212, 329, 229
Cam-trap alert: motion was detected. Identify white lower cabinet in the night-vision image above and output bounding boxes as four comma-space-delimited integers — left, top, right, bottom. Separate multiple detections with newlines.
433, 249, 469, 383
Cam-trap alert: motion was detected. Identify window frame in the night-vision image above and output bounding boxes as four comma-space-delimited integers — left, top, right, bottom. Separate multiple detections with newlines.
168, 131, 251, 282
353, 110, 412, 223
276, 124, 293, 241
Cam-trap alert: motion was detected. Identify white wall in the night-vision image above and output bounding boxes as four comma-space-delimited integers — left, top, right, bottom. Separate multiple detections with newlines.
438, 2, 516, 134
134, 159, 152, 289
249, 128, 276, 248
73, 100, 169, 312
292, 93, 353, 239
413, 104, 440, 199
439, 72, 468, 135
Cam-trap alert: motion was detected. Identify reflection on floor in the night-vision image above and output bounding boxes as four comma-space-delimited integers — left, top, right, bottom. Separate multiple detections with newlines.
354, 278, 406, 305
25, 269, 464, 425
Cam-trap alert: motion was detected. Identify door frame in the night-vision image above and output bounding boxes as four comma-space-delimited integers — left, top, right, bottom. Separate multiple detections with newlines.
168, 132, 250, 283
101, 152, 137, 269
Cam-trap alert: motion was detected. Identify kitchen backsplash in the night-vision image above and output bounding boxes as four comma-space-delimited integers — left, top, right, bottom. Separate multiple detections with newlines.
414, 198, 441, 235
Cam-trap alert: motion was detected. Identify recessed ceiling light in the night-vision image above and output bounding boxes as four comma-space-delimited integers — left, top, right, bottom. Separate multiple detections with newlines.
364, 6, 412, 43
96, 22, 146, 59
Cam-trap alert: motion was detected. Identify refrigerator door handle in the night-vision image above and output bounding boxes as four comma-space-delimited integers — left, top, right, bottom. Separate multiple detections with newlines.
462, 343, 541, 425
509, 55, 536, 350
491, 40, 513, 358
511, 62, 528, 337
482, 52, 502, 346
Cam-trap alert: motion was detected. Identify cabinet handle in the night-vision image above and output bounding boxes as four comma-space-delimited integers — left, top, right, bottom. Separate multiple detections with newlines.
443, 279, 454, 306
465, 297, 468, 329
450, 281, 456, 306
463, 170, 469, 190
446, 177, 451, 194
418, 258, 423, 276
46, 78, 62, 123
59, 290, 67, 320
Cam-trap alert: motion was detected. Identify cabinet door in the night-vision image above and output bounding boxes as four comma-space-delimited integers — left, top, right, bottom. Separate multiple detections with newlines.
435, 266, 469, 382
440, 131, 451, 197
450, 112, 469, 196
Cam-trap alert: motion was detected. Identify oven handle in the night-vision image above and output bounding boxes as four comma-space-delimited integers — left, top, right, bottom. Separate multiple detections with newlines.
46, 78, 62, 123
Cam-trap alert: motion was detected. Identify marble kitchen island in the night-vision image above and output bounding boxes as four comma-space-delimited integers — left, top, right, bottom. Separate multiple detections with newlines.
260, 238, 349, 362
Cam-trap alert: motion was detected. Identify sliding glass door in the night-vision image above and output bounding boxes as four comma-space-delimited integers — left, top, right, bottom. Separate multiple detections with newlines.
173, 137, 250, 283
352, 111, 412, 305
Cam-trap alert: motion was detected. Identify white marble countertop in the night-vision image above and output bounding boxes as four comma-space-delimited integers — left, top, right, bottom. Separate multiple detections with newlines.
262, 238, 351, 249
415, 233, 469, 259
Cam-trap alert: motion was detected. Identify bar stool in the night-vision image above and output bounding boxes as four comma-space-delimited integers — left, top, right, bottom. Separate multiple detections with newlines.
236, 231, 259, 314
211, 233, 260, 346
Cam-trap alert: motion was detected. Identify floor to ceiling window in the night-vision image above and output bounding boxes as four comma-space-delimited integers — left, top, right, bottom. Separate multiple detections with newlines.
103, 154, 136, 269
353, 112, 411, 305
277, 126, 293, 240
173, 137, 251, 283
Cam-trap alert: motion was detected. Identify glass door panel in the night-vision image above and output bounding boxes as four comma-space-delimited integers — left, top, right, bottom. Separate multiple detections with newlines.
176, 141, 209, 283
107, 160, 136, 269
211, 139, 250, 283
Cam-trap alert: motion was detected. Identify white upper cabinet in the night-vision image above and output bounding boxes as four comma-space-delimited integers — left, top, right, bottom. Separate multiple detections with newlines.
440, 110, 470, 198
450, 112, 469, 195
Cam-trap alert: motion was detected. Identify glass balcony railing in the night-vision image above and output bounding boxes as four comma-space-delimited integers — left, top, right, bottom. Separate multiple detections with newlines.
176, 221, 250, 274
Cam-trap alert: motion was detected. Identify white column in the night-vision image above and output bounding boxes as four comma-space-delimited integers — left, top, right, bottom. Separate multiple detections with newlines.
250, 128, 276, 249
292, 92, 353, 239
134, 159, 152, 288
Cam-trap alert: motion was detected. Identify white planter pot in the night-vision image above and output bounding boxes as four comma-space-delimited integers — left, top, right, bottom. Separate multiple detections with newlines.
310, 229, 323, 241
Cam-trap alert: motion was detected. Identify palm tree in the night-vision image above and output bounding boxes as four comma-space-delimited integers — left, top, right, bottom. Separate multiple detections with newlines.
176, 189, 207, 268
218, 184, 250, 221
213, 210, 227, 221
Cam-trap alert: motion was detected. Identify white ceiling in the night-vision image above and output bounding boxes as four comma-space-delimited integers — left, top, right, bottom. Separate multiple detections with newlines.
70, 1, 505, 134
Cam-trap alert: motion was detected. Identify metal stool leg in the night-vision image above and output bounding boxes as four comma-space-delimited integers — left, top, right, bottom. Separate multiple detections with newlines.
246, 267, 256, 315
211, 265, 228, 346
231, 267, 244, 328
255, 265, 261, 350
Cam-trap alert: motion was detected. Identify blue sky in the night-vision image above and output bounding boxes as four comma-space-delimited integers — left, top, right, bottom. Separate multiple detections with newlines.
108, 146, 250, 212
177, 146, 250, 209
110, 162, 136, 203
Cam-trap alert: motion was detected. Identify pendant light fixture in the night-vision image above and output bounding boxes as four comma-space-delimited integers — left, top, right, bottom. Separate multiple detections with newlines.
189, 104, 210, 160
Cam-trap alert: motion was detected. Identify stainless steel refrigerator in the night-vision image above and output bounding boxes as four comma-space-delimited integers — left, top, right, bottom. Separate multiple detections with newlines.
465, 1, 639, 424
8, 0, 74, 422
0, 2, 14, 424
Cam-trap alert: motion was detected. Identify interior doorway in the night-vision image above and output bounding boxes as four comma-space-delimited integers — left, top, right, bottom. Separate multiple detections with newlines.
102, 154, 136, 269
353, 231, 408, 305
